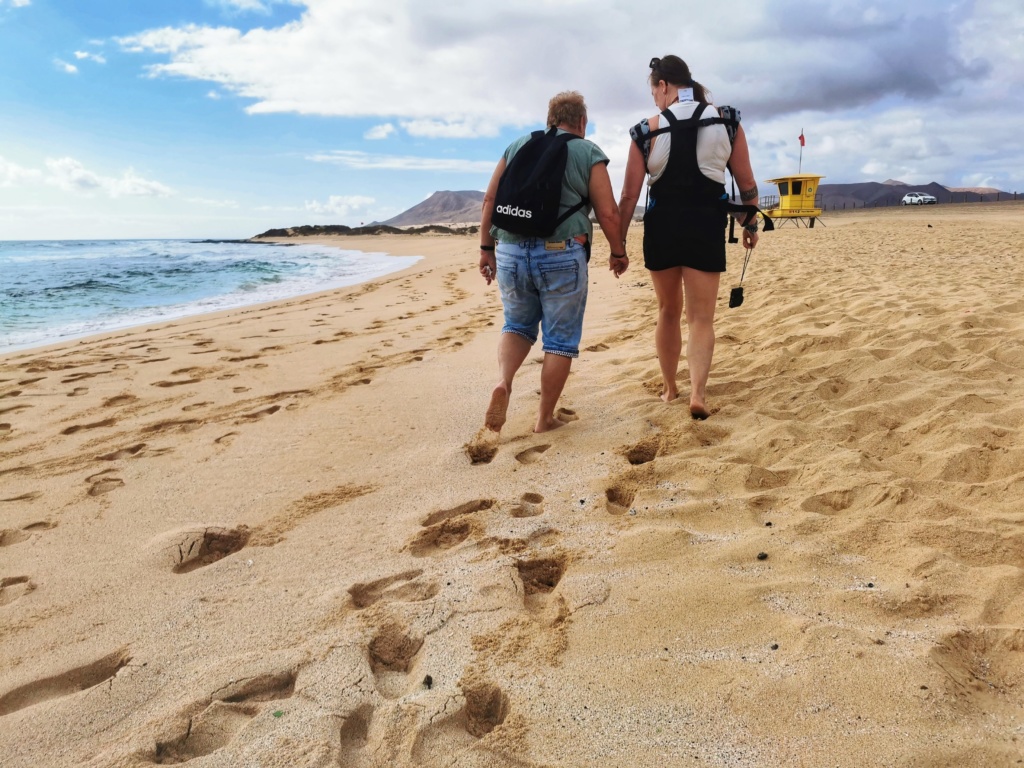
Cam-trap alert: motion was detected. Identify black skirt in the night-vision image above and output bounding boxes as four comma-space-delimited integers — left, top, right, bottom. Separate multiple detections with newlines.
642, 201, 727, 273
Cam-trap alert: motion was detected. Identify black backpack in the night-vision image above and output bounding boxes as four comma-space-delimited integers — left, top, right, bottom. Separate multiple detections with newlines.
491, 128, 589, 238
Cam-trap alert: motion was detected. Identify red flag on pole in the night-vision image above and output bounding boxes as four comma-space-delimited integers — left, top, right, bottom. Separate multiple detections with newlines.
799, 130, 805, 147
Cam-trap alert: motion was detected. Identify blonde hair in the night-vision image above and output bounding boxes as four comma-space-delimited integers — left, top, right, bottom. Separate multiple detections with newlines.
547, 91, 587, 130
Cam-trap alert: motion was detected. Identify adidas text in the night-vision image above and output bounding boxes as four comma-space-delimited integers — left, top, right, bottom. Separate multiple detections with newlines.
496, 204, 533, 219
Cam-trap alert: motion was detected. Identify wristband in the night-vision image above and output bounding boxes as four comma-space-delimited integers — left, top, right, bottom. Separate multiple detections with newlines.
611, 253, 627, 259
743, 223, 758, 234
479, 244, 494, 251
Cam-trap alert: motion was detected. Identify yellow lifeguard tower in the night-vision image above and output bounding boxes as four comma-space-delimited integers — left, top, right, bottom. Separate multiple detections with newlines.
763, 174, 824, 228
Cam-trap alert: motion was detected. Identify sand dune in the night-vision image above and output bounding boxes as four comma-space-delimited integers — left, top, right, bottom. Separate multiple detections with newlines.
1, 203, 1023, 766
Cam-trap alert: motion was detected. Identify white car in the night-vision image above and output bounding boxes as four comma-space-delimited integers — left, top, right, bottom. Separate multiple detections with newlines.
902, 192, 938, 205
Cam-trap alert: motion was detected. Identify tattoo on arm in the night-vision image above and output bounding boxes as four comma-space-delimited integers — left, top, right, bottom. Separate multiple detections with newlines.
740, 185, 758, 202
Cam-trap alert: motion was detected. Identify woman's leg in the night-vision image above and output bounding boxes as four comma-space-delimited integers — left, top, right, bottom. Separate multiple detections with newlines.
649, 267, 685, 402
681, 267, 721, 418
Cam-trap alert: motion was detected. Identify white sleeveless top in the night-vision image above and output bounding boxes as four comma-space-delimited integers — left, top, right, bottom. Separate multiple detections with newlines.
645, 101, 733, 185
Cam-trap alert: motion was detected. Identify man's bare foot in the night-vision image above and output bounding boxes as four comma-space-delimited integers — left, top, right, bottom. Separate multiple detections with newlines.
485, 383, 510, 432
534, 416, 569, 433
661, 390, 679, 403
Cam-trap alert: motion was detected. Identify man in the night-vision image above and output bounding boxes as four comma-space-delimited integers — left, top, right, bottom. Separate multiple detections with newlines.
478, 91, 627, 435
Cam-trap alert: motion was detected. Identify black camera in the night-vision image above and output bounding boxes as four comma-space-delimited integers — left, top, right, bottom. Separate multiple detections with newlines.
729, 286, 744, 308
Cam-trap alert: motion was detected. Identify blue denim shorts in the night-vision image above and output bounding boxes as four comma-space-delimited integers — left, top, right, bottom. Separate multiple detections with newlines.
496, 238, 589, 358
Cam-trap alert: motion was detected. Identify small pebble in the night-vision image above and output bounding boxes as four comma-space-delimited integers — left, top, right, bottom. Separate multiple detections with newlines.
757, 552, 768, 561
765, 522, 773, 527
867, 582, 874, 588
770, 644, 779, 651
423, 675, 433, 690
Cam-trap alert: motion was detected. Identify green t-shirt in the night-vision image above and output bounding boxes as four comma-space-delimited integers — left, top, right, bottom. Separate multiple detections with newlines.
490, 129, 610, 243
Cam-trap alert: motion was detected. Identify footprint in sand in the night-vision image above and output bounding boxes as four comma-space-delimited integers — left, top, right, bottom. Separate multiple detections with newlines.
605, 482, 637, 516
153, 379, 202, 388
337, 705, 375, 768
152, 671, 296, 763
182, 401, 212, 412
556, 407, 579, 422
17, 377, 46, 386
87, 471, 125, 496
585, 342, 610, 352
215, 432, 239, 445
406, 499, 494, 557
509, 492, 545, 518
1, 492, 42, 503
103, 394, 137, 408
232, 387, 250, 393
0, 648, 130, 716
67, 387, 88, 397
146, 525, 251, 574
368, 621, 425, 699
0, 529, 31, 547
412, 676, 509, 762
61, 418, 117, 435
0, 423, 11, 436
235, 405, 280, 424
624, 436, 661, 465
515, 444, 551, 465
1, 390, 23, 399
348, 569, 440, 609
0, 575, 36, 607
97, 443, 147, 461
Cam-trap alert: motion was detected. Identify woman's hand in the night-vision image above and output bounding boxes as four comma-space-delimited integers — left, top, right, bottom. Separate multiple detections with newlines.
479, 251, 497, 285
742, 228, 759, 250
609, 254, 629, 278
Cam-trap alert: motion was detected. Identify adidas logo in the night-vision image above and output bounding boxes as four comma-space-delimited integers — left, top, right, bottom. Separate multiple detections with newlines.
496, 204, 533, 219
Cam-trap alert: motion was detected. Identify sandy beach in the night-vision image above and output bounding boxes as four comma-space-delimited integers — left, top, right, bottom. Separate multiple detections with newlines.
2, 203, 1024, 767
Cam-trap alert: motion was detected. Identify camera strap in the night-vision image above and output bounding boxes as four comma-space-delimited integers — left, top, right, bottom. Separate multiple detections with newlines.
739, 247, 752, 284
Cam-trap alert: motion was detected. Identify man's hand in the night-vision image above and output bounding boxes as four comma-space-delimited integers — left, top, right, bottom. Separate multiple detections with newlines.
479, 251, 497, 285
742, 229, 759, 250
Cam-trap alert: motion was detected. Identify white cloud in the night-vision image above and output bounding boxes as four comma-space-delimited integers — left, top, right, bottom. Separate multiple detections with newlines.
73, 51, 107, 64
399, 119, 500, 139
54, 59, 78, 74
305, 194, 374, 216
2, 0, 33, 7
0, 156, 41, 186
363, 123, 395, 140
207, 90, 222, 99
308, 150, 494, 173
45, 158, 173, 198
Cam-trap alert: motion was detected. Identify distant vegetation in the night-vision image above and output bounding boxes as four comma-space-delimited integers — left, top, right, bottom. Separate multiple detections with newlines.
253, 223, 479, 239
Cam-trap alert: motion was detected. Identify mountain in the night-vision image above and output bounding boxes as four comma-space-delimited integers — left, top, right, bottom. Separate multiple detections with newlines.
812, 181, 1013, 209
381, 190, 485, 226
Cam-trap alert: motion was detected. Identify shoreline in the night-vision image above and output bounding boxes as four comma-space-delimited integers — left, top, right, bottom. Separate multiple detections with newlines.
3, 208, 1024, 766
0, 236, 442, 361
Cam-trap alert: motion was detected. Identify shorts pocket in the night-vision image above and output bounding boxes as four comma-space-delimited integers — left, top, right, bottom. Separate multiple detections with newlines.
538, 260, 579, 295
496, 261, 518, 297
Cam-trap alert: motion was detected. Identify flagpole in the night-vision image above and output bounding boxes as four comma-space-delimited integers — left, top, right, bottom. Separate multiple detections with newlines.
799, 126, 803, 173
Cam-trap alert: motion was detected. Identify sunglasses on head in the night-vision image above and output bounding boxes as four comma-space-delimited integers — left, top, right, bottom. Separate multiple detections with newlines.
649, 57, 660, 70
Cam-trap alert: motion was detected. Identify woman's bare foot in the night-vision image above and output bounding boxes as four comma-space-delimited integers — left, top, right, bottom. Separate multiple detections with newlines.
661, 389, 679, 403
689, 398, 710, 420
485, 382, 510, 432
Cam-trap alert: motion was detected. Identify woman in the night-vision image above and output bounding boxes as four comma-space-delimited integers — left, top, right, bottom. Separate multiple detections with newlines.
479, 91, 626, 434
618, 55, 762, 419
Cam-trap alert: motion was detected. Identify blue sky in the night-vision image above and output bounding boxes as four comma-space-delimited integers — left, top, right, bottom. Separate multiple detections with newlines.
1, 0, 1021, 239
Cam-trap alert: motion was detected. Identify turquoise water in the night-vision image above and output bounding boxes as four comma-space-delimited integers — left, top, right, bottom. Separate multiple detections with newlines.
0, 239, 420, 353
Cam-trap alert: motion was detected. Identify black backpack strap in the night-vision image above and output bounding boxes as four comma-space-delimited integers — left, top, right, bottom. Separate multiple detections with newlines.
550, 132, 590, 229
